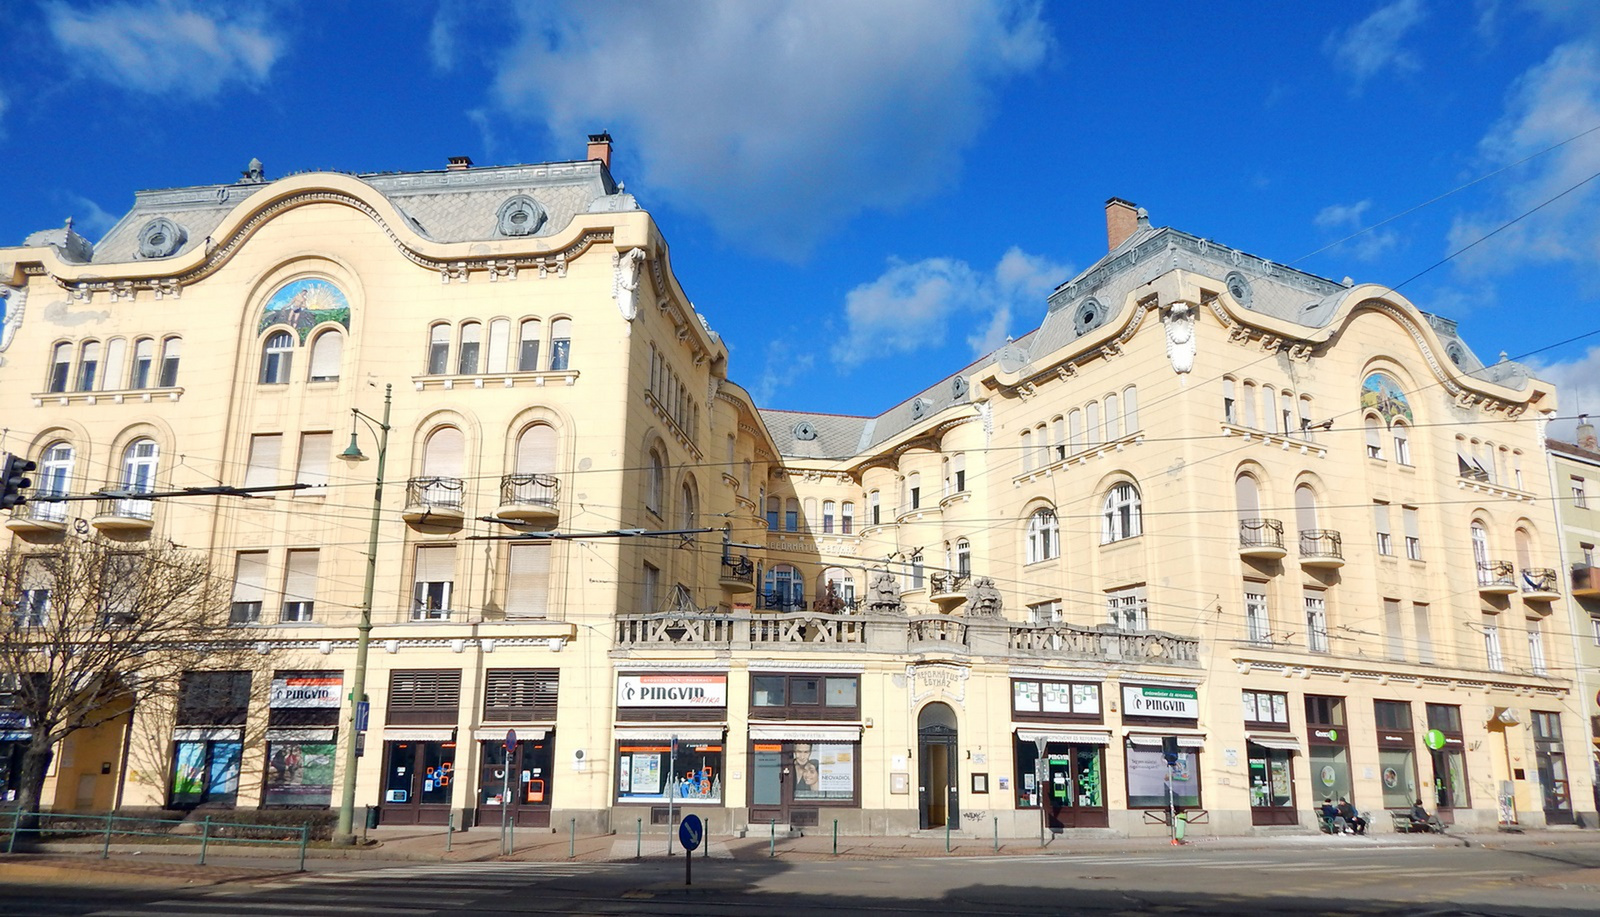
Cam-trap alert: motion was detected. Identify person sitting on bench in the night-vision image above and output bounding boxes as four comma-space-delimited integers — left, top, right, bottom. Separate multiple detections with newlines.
1409, 800, 1445, 832
1319, 798, 1342, 832
1337, 797, 1367, 834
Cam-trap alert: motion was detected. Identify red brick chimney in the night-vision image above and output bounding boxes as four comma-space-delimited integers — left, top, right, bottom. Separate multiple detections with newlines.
1105, 197, 1139, 251
446, 156, 473, 171
587, 132, 613, 168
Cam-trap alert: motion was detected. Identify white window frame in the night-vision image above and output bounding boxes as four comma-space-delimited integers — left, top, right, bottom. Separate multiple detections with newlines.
1106, 586, 1148, 632
1305, 592, 1329, 653
1245, 589, 1270, 645
1026, 508, 1059, 564
260, 331, 295, 384
1100, 482, 1142, 544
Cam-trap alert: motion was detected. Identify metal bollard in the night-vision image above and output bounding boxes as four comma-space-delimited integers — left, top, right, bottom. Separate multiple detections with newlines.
102, 812, 114, 859
636, 818, 642, 859
297, 824, 309, 872
569, 818, 575, 860
945, 818, 950, 853
446, 813, 454, 853
198, 816, 212, 866
769, 818, 775, 858
833, 819, 838, 856
993, 817, 998, 853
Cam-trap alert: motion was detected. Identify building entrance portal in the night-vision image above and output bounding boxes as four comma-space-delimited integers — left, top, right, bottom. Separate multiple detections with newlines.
917, 703, 958, 830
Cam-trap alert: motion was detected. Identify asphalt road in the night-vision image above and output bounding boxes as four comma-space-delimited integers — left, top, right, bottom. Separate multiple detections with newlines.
5, 840, 1600, 916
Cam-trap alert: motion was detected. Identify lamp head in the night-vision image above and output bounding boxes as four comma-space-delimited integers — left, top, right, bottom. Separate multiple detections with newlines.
339, 432, 369, 463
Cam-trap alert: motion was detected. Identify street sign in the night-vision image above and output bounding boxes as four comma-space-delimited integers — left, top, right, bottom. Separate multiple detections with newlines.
355, 700, 370, 733
678, 813, 703, 852
506, 728, 517, 749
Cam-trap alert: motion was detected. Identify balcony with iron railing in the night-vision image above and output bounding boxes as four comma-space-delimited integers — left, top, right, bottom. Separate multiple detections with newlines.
1297, 530, 1344, 569
756, 591, 808, 613
1519, 567, 1560, 602
1574, 563, 1600, 599
91, 494, 155, 532
496, 473, 560, 525
5, 495, 69, 535
1477, 559, 1517, 596
928, 572, 970, 611
403, 476, 465, 525
719, 556, 755, 594
1238, 518, 1287, 560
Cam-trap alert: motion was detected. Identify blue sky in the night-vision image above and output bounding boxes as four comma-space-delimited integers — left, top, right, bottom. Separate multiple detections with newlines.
2, 1, 1599, 433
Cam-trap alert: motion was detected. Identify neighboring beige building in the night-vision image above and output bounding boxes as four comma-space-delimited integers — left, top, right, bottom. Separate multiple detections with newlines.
0, 150, 1592, 837
1547, 423, 1600, 817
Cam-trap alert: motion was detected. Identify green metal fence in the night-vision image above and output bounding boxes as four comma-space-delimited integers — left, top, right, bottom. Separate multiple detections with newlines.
4, 810, 311, 871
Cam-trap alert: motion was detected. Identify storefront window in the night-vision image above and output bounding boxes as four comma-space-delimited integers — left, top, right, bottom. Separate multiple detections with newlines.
171, 739, 242, 808
617, 742, 723, 803
1379, 748, 1418, 809
1309, 745, 1352, 802
1125, 741, 1200, 808
1247, 744, 1294, 808
1015, 739, 1040, 807
478, 739, 553, 808
263, 739, 336, 806
792, 742, 854, 801
1011, 680, 1101, 717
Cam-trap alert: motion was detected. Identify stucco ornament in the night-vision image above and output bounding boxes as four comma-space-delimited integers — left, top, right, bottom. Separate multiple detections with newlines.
1161, 300, 1197, 374
613, 247, 646, 321
965, 577, 1003, 618
0, 282, 25, 360
867, 568, 903, 614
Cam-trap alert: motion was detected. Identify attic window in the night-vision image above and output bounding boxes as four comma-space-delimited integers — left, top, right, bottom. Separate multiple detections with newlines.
1225, 271, 1252, 307
951, 376, 969, 399
136, 218, 187, 259
496, 195, 547, 237
1073, 298, 1105, 335
911, 397, 929, 419
793, 422, 818, 441
1446, 343, 1465, 367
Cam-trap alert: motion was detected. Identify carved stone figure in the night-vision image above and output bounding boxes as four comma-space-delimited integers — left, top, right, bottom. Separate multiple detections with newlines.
966, 577, 1003, 618
1162, 300, 1197, 374
867, 569, 902, 613
0, 283, 24, 356
613, 247, 646, 321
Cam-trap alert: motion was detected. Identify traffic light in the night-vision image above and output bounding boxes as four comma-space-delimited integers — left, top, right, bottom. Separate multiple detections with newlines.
0, 453, 36, 509
1161, 735, 1180, 766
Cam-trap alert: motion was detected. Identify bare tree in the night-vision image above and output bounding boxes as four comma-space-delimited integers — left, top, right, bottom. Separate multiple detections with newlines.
0, 534, 248, 837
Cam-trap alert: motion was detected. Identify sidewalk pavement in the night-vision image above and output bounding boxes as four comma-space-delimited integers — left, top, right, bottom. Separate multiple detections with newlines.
2, 823, 1591, 890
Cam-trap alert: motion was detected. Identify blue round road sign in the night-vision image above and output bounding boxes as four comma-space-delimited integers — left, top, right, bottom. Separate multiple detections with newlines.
678, 813, 703, 852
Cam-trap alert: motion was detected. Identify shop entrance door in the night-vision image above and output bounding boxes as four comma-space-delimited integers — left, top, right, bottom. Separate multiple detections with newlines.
917, 703, 958, 830
380, 740, 457, 825
1044, 745, 1109, 829
1533, 712, 1573, 826
474, 737, 553, 829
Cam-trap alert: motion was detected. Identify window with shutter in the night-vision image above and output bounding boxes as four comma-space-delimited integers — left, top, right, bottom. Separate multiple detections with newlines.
177, 671, 252, 725
308, 330, 342, 381
386, 669, 462, 725
482, 669, 559, 722
505, 542, 551, 620
281, 550, 318, 622
244, 434, 281, 489
159, 337, 181, 387
230, 552, 267, 624
297, 432, 331, 492
131, 338, 155, 388
486, 319, 510, 373
103, 338, 127, 391
412, 545, 455, 620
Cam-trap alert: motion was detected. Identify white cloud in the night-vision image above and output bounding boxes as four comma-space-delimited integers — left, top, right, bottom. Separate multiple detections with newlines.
753, 339, 815, 405
831, 247, 1070, 368
63, 194, 118, 240
1530, 344, 1600, 440
45, 0, 282, 98
1446, 39, 1600, 286
489, 1, 1050, 255
1313, 199, 1400, 261
429, 9, 456, 72
1324, 0, 1427, 88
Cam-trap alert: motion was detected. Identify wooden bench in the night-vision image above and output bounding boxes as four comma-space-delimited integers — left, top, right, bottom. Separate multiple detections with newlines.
1390, 811, 1444, 833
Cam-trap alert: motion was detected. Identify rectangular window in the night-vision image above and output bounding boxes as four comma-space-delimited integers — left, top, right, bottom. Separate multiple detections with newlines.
1245, 588, 1270, 645
1528, 620, 1547, 675
1106, 586, 1148, 632
1574, 477, 1588, 509
617, 742, 722, 803
953, 454, 966, 492
641, 562, 659, 615
386, 669, 462, 725
1242, 690, 1289, 726
1366, 418, 1383, 459
229, 551, 267, 625
1383, 598, 1404, 660
1413, 603, 1434, 664
518, 321, 541, 371
482, 668, 558, 722
1126, 740, 1200, 808
869, 492, 880, 526
1373, 501, 1392, 556
1304, 590, 1329, 653
822, 502, 835, 534
1011, 679, 1101, 718
177, 671, 252, 726
841, 503, 854, 535
411, 546, 454, 620
243, 434, 282, 490
280, 549, 318, 623
1027, 600, 1063, 624
505, 542, 551, 620
1484, 615, 1503, 671
296, 432, 331, 493
130, 339, 153, 389
1402, 506, 1421, 560
749, 673, 860, 719
159, 339, 181, 388
1223, 378, 1237, 424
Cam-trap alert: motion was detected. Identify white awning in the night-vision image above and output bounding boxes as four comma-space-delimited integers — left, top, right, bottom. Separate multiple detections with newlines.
173, 726, 243, 741
266, 728, 336, 742
749, 724, 862, 742
613, 726, 725, 743
472, 726, 552, 742
1015, 728, 1112, 746
382, 728, 456, 742
1247, 734, 1302, 752
1126, 733, 1205, 749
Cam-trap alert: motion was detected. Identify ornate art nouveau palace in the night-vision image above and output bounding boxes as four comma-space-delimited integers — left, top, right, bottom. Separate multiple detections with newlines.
1, 140, 1592, 837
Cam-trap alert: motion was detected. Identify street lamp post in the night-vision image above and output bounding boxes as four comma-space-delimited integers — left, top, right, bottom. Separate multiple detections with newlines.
333, 383, 392, 845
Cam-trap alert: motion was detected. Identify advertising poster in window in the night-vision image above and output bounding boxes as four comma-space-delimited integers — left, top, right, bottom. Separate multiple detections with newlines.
1126, 746, 1199, 807
794, 743, 854, 800
264, 741, 337, 806
1013, 681, 1041, 713
1041, 682, 1072, 713
269, 674, 342, 708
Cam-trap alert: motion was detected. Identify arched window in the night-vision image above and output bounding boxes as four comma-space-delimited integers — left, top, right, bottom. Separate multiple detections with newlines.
420, 427, 465, 509
513, 319, 542, 372
1262, 385, 1276, 433
1391, 421, 1411, 465
907, 472, 921, 510
1086, 401, 1102, 445
765, 496, 780, 530
1471, 521, 1491, 579
1105, 393, 1120, 440
822, 567, 856, 605
549, 318, 572, 370
1101, 482, 1142, 543
1035, 424, 1050, 468
647, 447, 665, 515
158, 336, 181, 388
822, 500, 836, 534
48, 343, 72, 393
1294, 484, 1319, 533
803, 497, 817, 530
1242, 382, 1257, 428
1052, 416, 1066, 460
764, 564, 804, 611
1364, 415, 1383, 459
869, 491, 881, 526
77, 340, 101, 391
36, 442, 74, 522
1068, 409, 1083, 450
120, 439, 159, 518
1222, 377, 1238, 424
308, 329, 343, 382
130, 338, 155, 389
1298, 396, 1313, 440
910, 550, 925, 590
955, 538, 971, 577
260, 331, 294, 384
679, 478, 698, 529
1020, 430, 1033, 472
784, 497, 799, 532
102, 338, 127, 390
841, 501, 855, 534
514, 424, 558, 476
425, 323, 450, 374
1123, 385, 1140, 432
486, 319, 510, 373
1026, 508, 1059, 564
1234, 472, 1261, 521
1515, 527, 1533, 571
457, 321, 482, 375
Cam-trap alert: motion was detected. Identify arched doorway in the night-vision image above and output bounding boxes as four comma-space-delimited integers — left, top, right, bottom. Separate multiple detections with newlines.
918, 702, 958, 829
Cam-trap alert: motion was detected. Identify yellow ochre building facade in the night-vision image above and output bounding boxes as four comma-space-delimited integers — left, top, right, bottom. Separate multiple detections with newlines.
1, 145, 1592, 837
